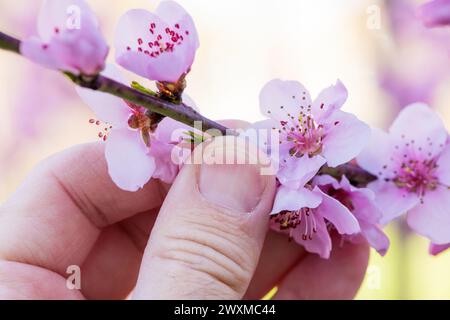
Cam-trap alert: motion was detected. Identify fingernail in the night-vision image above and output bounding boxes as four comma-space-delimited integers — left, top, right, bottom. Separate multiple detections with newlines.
199, 137, 269, 213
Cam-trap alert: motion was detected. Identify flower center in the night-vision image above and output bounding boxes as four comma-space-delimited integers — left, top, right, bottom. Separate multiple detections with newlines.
89, 119, 112, 141
126, 101, 156, 148
392, 159, 439, 198
279, 112, 324, 158
126, 21, 190, 58
272, 208, 318, 241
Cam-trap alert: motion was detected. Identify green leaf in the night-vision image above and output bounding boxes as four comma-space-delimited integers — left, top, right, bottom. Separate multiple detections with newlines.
131, 81, 157, 97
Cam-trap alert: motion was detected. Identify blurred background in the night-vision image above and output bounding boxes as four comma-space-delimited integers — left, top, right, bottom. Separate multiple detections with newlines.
1, 0, 450, 299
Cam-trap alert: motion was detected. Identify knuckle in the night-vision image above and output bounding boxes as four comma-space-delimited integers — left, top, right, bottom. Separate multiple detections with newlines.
153, 207, 258, 296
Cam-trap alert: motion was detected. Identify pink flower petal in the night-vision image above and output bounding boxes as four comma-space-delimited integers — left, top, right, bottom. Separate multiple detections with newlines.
389, 103, 447, 159
150, 138, 179, 184
271, 186, 322, 214
349, 187, 382, 224
259, 79, 312, 123
156, 0, 200, 48
429, 242, 450, 256
277, 155, 326, 190
359, 221, 390, 256
115, 4, 198, 83
49, 27, 108, 75
155, 117, 191, 144
20, 37, 62, 70
246, 119, 279, 155
105, 128, 156, 192
418, 0, 450, 28
436, 143, 450, 186
314, 187, 360, 235
37, 0, 97, 41
311, 79, 348, 121
339, 175, 361, 193
181, 93, 199, 112
357, 128, 395, 178
314, 175, 388, 255
76, 64, 131, 127
407, 186, 450, 244
369, 180, 419, 225
292, 214, 332, 259
21, 0, 108, 75
313, 174, 341, 189
321, 110, 371, 167
337, 175, 382, 224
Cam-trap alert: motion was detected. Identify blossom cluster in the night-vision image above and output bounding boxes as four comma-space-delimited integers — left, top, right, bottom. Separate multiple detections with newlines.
18, 0, 450, 259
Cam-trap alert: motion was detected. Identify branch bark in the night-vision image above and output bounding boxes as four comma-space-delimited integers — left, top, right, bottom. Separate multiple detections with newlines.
0, 30, 377, 184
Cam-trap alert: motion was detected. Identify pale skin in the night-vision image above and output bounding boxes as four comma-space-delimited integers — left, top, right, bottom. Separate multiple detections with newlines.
0, 121, 369, 300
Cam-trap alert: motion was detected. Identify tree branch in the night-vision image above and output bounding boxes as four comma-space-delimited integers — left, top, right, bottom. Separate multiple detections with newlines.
0, 31, 231, 135
0, 30, 378, 185
319, 163, 377, 187
0, 31, 20, 54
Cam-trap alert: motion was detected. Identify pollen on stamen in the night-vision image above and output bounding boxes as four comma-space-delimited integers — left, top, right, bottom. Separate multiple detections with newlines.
89, 119, 111, 142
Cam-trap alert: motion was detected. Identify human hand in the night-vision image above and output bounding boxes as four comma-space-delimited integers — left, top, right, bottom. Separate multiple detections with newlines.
0, 121, 369, 300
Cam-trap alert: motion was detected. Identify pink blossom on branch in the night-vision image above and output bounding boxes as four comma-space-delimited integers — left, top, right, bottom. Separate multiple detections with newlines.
20, 0, 109, 75
76, 65, 192, 192
314, 175, 390, 256
256, 79, 370, 188
270, 181, 360, 259
357, 103, 450, 245
115, 0, 200, 83
418, 0, 450, 28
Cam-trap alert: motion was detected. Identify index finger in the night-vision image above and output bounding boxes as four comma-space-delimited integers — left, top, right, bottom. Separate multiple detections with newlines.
0, 143, 166, 276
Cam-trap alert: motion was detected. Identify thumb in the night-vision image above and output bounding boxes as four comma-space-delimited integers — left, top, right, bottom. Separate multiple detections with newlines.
133, 136, 276, 299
